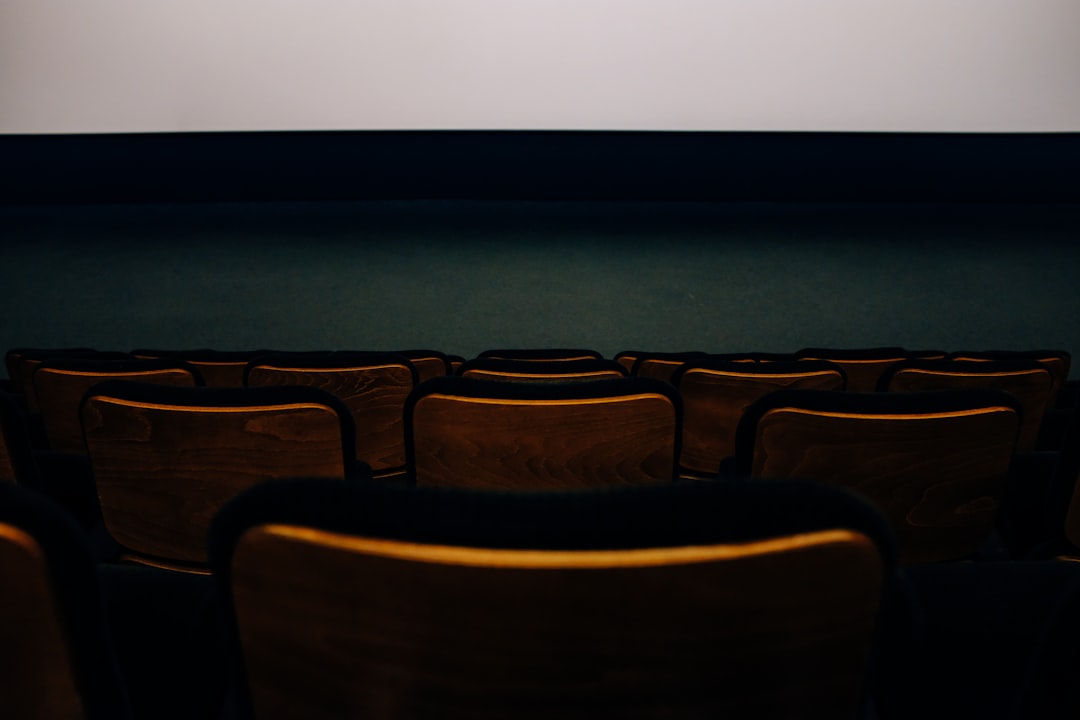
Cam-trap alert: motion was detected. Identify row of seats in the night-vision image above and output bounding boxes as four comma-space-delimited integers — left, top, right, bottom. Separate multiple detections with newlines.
1, 344, 1079, 719
3, 345, 1079, 564
6, 469, 1080, 720
7, 344, 1076, 470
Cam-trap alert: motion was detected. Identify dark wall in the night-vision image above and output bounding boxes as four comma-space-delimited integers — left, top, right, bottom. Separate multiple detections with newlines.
3, 131, 1077, 373
4, 130, 1079, 205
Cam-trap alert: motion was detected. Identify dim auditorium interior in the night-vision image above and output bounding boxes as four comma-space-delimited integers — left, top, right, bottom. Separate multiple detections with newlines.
3, 2, 1080, 719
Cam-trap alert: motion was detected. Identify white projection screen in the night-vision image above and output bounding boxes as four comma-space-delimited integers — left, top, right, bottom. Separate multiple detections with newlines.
3, 0, 1080, 135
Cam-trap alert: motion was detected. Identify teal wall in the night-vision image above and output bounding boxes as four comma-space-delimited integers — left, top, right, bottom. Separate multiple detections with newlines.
3, 200, 1078, 377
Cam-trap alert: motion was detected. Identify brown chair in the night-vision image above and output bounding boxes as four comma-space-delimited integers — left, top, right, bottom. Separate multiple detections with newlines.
672, 359, 846, 479
476, 348, 605, 362
948, 350, 1071, 407
131, 348, 272, 387
394, 349, 452, 383
6, 348, 132, 413
795, 347, 943, 394
456, 357, 628, 382
244, 351, 417, 479
446, 354, 466, 374
80, 381, 357, 572
614, 350, 708, 382
612, 350, 640, 374
209, 477, 903, 720
734, 388, 1023, 564
405, 376, 681, 490
0, 482, 134, 720
32, 357, 203, 456
879, 359, 1055, 452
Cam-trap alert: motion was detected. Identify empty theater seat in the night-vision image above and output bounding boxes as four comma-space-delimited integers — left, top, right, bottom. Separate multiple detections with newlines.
734, 388, 1023, 564
208, 476, 906, 720
405, 376, 681, 490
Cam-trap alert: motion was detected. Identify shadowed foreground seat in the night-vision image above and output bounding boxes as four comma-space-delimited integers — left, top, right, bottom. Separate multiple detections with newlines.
79, 381, 358, 571
405, 376, 681, 489
734, 388, 1023, 564
0, 483, 133, 720
208, 477, 906, 720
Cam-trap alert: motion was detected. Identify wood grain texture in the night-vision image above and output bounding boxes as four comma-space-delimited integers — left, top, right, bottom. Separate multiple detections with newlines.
752, 407, 1019, 563
247, 364, 414, 471
81, 398, 347, 564
0, 523, 86, 720
231, 524, 884, 720
797, 356, 906, 394
678, 369, 844, 476
34, 368, 197, 455
410, 394, 678, 489
886, 368, 1053, 452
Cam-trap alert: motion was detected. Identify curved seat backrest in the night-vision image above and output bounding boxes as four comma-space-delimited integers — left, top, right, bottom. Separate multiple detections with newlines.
880, 359, 1054, 452
0, 483, 133, 719
405, 376, 681, 490
32, 358, 202, 456
627, 351, 709, 382
393, 349, 452, 383
672, 360, 846, 478
457, 357, 628, 382
476, 348, 605, 362
794, 347, 938, 394
7, 348, 132, 411
209, 477, 901, 720
735, 388, 1022, 563
80, 381, 356, 569
131, 348, 273, 387
948, 350, 1071, 407
244, 351, 417, 475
